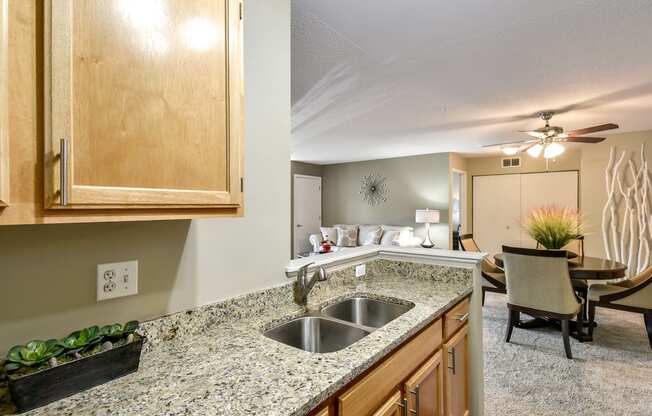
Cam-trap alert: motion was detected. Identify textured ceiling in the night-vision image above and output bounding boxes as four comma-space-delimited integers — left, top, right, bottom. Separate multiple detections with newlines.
291, 0, 652, 164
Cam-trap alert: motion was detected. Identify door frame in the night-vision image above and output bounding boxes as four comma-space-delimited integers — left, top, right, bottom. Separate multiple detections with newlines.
293, 174, 322, 258
450, 168, 468, 234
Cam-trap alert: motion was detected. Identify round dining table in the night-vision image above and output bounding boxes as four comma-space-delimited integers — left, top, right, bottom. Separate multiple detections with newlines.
492, 253, 627, 341
493, 254, 627, 280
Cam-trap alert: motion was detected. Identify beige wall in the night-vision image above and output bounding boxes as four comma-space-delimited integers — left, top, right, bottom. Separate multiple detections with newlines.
0, 0, 291, 354
290, 161, 323, 255
322, 153, 451, 248
466, 149, 581, 232
581, 130, 652, 257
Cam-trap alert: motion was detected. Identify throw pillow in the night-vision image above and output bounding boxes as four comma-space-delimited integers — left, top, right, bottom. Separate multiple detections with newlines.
358, 225, 383, 246
320, 227, 337, 243
336, 227, 358, 247
380, 230, 400, 246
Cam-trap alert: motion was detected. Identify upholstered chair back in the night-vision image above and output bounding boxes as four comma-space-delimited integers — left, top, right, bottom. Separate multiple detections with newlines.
459, 234, 480, 252
611, 266, 652, 309
502, 246, 580, 316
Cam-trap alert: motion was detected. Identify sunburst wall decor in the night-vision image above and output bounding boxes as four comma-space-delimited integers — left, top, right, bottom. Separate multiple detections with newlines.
360, 173, 389, 206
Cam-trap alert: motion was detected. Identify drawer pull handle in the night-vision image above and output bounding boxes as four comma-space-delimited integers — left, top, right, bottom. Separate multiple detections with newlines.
396, 397, 408, 416
409, 385, 420, 415
455, 313, 469, 323
448, 348, 456, 375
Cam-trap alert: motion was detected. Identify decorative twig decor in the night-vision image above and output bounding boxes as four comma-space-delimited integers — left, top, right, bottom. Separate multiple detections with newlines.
602, 144, 651, 276
360, 173, 389, 206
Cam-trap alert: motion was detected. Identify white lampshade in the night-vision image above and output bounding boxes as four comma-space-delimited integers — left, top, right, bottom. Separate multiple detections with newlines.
415, 209, 440, 224
527, 144, 543, 158
544, 142, 565, 159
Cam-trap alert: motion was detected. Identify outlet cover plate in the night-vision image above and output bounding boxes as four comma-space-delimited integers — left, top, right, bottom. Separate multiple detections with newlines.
355, 263, 366, 278
97, 260, 138, 301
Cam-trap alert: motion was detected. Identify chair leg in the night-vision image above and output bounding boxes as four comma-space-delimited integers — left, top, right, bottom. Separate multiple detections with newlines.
504, 309, 518, 343
644, 311, 652, 349
562, 319, 573, 359
588, 302, 596, 339
482, 288, 486, 306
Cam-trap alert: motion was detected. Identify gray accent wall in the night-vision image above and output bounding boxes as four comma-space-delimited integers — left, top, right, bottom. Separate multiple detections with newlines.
322, 153, 450, 248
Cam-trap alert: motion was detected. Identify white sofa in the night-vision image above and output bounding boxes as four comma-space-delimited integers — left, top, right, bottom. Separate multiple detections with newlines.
308, 224, 422, 253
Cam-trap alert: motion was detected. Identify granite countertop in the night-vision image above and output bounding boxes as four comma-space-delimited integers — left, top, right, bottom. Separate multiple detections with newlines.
1, 258, 474, 416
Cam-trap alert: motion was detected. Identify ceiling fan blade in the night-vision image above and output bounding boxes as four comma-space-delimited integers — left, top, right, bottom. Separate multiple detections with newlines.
566, 123, 619, 136
521, 142, 540, 152
482, 139, 537, 148
561, 136, 606, 143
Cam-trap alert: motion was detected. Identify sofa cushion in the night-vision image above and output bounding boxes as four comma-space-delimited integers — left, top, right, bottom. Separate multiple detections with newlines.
336, 227, 359, 247
359, 225, 383, 246
380, 230, 400, 246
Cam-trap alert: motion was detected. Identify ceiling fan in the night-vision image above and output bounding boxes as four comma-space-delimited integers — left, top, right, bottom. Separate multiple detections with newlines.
484, 111, 619, 159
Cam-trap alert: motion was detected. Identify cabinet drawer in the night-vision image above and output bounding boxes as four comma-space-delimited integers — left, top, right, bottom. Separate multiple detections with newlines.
444, 298, 469, 340
338, 318, 443, 416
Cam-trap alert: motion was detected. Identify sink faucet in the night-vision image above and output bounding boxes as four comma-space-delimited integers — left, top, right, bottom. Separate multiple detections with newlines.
294, 262, 328, 306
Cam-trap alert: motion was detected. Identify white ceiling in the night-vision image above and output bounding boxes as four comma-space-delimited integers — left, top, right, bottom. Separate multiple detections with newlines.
291, 0, 652, 164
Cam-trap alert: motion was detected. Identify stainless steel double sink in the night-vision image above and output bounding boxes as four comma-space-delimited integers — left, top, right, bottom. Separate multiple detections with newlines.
264, 297, 414, 353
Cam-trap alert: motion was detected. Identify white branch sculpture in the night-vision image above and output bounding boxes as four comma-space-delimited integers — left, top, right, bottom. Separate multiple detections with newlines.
602, 144, 652, 276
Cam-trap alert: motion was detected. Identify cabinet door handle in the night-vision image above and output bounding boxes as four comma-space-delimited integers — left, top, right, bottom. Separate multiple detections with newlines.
448, 348, 456, 375
396, 397, 408, 416
455, 313, 469, 323
59, 138, 69, 206
409, 385, 420, 415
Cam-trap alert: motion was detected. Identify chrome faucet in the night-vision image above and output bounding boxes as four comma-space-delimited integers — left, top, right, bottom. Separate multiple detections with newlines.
293, 262, 328, 306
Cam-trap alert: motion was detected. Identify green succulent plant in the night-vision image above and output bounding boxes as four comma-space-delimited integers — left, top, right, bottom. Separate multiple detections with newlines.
100, 321, 139, 339
4, 340, 64, 372
60, 326, 103, 352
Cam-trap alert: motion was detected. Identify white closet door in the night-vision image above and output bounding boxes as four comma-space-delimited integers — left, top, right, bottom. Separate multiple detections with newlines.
520, 171, 579, 247
473, 175, 522, 256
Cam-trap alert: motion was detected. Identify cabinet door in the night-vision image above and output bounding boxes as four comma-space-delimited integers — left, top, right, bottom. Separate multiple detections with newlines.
443, 325, 469, 416
372, 390, 405, 416
405, 351, 444, 416
45, 0, 243, 208
0, 0, 8, 207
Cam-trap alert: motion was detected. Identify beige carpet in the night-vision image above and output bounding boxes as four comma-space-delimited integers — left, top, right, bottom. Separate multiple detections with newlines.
483, 292, 652, 416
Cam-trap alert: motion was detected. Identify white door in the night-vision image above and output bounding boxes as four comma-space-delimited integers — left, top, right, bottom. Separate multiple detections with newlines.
473, 174, 522, 256
294, 175, 322, 257
520, 171, 579, 247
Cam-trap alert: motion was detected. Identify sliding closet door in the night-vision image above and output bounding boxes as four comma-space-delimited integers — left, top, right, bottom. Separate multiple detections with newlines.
520, 171, 579, 246
472, 175, 522, 255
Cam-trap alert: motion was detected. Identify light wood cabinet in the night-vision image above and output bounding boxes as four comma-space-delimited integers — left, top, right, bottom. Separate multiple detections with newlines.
44, 0, 243, 209
0, 0, 8, 207
314, 407, 330, 416
443, 324, 470, 416
405, 351, 445, 416
372, 390, 404, 416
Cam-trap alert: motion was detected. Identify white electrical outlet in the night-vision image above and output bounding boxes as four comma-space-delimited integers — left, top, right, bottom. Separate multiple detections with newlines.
97, 260, 138, 301
355, 263, 366, 278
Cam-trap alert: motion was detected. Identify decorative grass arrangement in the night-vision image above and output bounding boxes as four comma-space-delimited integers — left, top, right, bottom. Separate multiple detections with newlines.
523, 206, 583, 250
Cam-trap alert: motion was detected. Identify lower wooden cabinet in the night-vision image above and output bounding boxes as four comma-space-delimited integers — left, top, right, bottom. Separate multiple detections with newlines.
443, 324, 470, 416
372, 390, 404, 416
322, 297, 471, 416
405, 350, 445, 416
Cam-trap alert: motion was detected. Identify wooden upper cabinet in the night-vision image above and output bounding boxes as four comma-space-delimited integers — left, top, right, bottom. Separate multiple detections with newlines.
44, 0, 243, 209
0, 0, 8, 208
405, 351, 445, 416
443, 325, 470, 416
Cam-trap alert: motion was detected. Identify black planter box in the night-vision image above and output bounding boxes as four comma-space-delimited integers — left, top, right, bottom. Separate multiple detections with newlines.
8, 337, 144, 413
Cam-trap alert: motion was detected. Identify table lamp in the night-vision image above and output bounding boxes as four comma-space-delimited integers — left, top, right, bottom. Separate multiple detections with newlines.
415, 209, 440, 248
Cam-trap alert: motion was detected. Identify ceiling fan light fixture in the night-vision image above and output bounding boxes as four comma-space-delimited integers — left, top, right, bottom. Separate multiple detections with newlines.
527, 144, 543, 158
544, 142, 565, 159
502, 146, 519, 156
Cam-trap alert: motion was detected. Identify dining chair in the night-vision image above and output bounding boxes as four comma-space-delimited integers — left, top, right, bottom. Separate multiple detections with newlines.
588, 266, 652, 348
459, 233, 506, 305
502, 245, 583, 359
